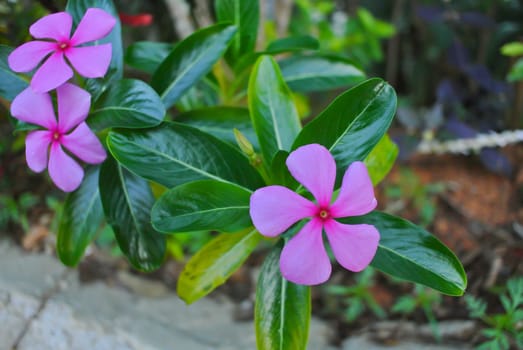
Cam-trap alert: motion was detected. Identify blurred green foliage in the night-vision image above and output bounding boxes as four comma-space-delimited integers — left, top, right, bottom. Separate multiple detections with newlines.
465, 277, 523, 350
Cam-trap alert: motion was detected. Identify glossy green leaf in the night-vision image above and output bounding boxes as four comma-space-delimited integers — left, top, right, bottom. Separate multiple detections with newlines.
255, 244, 311, 350
234, 36, 319, 73
176, 106, 258, 149
177, 228, 262, 304
66, 0, 123, 78
124, 41, 173, 74
151, 24, 237, 108
280, 55, 366, 92
107, 122, 264, 190
364, 134, 398, 185
0, 45, 28, 101
57, 166, 104, 266
340, 211, 467, 296
249, 55, 301, 164
293, 78, 396, 183
89, 79, 165, 130
152, 180, 252, 233
99, 156, 166, 271
270, 151, 298, 188
266, 35, 319, 53
215, 0, 259, 63
174, 77, 220, 112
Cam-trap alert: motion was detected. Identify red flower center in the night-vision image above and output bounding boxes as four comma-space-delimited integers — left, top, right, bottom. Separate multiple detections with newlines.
57, 41, 70, 52
52, 131, 62, 142
317, 208, 330, 221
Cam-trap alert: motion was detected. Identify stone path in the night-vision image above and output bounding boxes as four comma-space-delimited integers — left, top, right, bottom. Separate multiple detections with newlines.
0, 240, 333, 350
0, 239, 474, 350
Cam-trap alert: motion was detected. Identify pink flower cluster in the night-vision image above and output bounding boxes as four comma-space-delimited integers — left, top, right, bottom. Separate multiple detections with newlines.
8, 8, 116, 192
250, 144, 380, 285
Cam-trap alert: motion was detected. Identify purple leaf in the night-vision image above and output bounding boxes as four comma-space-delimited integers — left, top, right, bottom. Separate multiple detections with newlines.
460, 12, 495, 28
416, 6, 444, 22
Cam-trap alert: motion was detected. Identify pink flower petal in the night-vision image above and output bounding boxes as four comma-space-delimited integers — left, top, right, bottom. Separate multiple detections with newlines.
330, 161, 377, 218
56, 83, 91, 132
7, 41, 56, 72
65, 44, 112, 78
324, 220, 380, 272
31, 52, 73, 93
25, 130, 52, 172
280, 218, 331, 285
29, 12, 72, 41
10, 87, 57, 129
249, 185, 317, 237
286, 144, 336, 207
70, 8, 116, 45
48, 142, 84, 192
61, 123, 107, 164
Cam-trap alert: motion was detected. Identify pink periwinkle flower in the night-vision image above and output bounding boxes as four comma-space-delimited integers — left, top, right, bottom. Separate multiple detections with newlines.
10, 83, 106, 192
8, 8, 116, 93
249, 144, 380, 285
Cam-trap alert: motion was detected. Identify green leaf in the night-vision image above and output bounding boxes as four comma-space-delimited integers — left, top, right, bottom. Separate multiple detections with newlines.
266, 35, 319, 53
0, 45, 28, 101
215, 0, 259, 63
255, 244, 311, 350
234, 36, 320, 73
177, 228, 261, 304
364, 134, 398, 185
89, 79, 165, 130
293, 78, 396, 183
501, 42, 523, 57
249, 55, 301, 164
99, 156, 166, 271
66, 0, 123, 78
152, 180, 252, 233
340, 211, 467, 296
176, 106, 258, 149
151, 24, 237, 108
270, 151, 298, 188
57, 166, 104, 266
507, 58, 523, 82
279, 55, 366, 92
107, 122, 264, 190
124, 41, 173, 74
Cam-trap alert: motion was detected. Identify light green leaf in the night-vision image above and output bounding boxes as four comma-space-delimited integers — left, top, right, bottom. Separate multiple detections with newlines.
364, 134, 398, 185
501, 42, 523, 57
177, 228, 261, 304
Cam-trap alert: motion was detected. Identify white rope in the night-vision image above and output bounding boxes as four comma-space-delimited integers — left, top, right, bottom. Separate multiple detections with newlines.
417, 130, 523, 154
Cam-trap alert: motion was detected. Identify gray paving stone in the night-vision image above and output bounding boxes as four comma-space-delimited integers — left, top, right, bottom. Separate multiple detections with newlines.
0, 240, 66, 298
0, 239, 334, 350
341, 334, 471, 350
0, 290, 40, 349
